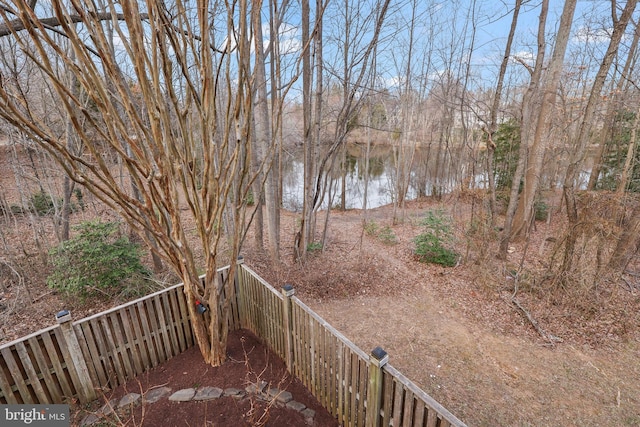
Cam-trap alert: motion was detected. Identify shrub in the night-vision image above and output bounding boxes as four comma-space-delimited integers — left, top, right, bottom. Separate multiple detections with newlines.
28, 189, 84, 215
534, 199, 548, 221
30, 190, 58, 215
378, 225, 398, 245
47, 220, 151, 300
413, 210, 459, 267
364, 220, 398, 245
307, 241, 323, 252
364, 221, 379, 236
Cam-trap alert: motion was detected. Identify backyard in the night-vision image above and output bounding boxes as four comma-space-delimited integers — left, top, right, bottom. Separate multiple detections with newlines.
1, 142, 640, 425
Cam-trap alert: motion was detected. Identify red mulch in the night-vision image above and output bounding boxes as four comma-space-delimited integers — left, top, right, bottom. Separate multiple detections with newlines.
71, 329, 340, 427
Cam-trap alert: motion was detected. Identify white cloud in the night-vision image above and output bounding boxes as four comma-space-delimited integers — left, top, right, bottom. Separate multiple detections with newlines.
572, 26, 612, 44
510, 50, 535, 66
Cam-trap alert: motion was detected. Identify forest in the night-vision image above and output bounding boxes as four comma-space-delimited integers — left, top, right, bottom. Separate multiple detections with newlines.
1, 0, 640, 425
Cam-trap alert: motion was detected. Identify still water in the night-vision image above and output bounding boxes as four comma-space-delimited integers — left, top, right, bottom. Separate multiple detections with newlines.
280, 144, 469, 212
279, 143, 595, 212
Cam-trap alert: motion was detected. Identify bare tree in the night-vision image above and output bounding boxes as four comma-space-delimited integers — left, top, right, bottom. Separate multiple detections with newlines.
484, 0, 522, 227
499, 0, 549, 258
297, 0, 391, 257
512, 0, 577, 240
560, 0, 638, 276
0, 0, 269, 366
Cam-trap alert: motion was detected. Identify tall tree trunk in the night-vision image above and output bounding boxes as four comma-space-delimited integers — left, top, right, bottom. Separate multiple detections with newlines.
486, 0, 521, 226
511, 0, 576, 241
587, 21, 640, 190
500, 0, 548, 258
617, 102, 640, 195
561, 0, 637, 276
298, 0, 313, 259
252, 2, 279, 260
608, 202, 640, 272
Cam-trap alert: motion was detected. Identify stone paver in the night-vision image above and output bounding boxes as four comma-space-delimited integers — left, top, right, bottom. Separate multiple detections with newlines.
80, 384, 316, 425
169, 388, 196, 402
245, 380, 268, 394
286, 400, 307, 411
301, 408, 316, 419
80, 413, 100, 427
223, 387, 244, 398
118, 392, 141, 408
144, 386, 172, 404
273, 389, 293, 404
194, 386, 223, 401
99, 398, 118, 415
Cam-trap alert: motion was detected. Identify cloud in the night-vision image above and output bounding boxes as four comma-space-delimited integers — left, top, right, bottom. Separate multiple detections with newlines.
263, 22, 302, 55
510, 50, 535, 66
572, 25, 612, 44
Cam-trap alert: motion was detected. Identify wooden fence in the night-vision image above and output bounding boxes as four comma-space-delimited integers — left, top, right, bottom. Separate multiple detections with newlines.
0, 261, 466, 427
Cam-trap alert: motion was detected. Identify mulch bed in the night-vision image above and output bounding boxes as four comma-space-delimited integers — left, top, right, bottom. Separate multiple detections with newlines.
71, 329, 340, 427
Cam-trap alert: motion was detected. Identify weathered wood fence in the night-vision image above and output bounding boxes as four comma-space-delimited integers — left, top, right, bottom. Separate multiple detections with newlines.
0, 261, 466, 427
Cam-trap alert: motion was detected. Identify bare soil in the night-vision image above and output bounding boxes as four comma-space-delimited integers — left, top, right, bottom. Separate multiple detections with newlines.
70, 328, 339, 427
2, 145, 640, 426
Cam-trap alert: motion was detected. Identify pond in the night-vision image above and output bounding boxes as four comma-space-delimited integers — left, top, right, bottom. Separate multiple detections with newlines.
280, 144, 478, 211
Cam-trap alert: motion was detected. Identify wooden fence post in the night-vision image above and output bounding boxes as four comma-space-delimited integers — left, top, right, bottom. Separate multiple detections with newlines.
366, 346, 388, 427
281, 284, 295, 372
55, 310, 96, 403
234, 256, 246, 328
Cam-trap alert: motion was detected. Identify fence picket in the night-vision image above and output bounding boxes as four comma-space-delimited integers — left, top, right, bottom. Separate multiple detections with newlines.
382, 370, 394, 427
27, 335, 61, 402
0, 264, 466, 427
175, 287, 194, 348
402, 390, 415, 427
15, 341, 48, 402
0, 356, 17, 403
37, 331, 70, 400
168, 288, 186, 352
120, 308, 143, 375
98, 315, 126, 385
1, 347, 32, 403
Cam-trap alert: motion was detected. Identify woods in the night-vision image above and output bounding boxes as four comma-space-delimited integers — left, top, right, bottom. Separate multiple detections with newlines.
1, 0, 640, 373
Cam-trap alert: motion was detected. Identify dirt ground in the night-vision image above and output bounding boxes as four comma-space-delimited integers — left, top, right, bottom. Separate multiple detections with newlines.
70, 328, 339, 427
2, 144, 640, 426
242, 200, 640, 427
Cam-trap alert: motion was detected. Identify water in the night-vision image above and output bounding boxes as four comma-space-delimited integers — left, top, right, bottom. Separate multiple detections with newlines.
281, 145, 437, 211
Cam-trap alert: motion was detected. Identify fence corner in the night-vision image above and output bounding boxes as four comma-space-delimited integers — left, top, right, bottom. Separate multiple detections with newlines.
55, 311, 96, 403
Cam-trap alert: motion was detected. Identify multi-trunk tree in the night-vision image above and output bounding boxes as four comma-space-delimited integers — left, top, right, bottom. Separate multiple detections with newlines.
0, 0, 270, 366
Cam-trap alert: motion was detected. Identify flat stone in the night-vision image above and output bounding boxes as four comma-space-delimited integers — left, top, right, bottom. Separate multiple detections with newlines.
286, 400, 307, 412
144, 386, 172, 404
80, 413, 100, 426
99, 398, 118, 415
245, 380, 268, 394
118, 392, 141, 408
224, 388, 245, 398
301, 408, 316, 419
193, 386, 223, 401
268, 389, 293, 403
169, 388, 196, 402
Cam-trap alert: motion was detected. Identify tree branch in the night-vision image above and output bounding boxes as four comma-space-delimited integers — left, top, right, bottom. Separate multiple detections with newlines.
0, 12, 146, 37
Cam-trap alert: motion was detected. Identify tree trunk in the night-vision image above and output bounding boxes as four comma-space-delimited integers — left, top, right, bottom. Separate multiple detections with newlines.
511, 0, 575, 241
252, 3, 279, 261
587, 16, 640, 191
561, 0, 637, 275
486, 0, 521, 226
298, 0, 313, 259
609, 202, 640, 273
500, 0, 548, 257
